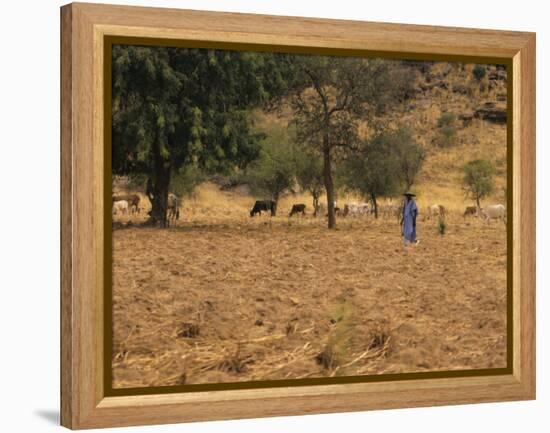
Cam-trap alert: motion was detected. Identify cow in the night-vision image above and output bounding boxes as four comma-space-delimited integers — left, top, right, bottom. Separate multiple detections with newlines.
113, 194, 141, 214
480, 204, 506, 224
167, 193, 180, 222
426, 204, 446, 220
112, 200, 128, 216
463, 206, 478, 218
289, 204, 306, 217
343, 202, 370, 217
250, 200, 275, 217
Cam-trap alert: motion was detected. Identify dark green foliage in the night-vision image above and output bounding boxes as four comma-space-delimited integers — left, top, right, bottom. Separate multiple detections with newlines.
472, 65, 487, 82
112, 45, 289, 226
463, 159, 494, 209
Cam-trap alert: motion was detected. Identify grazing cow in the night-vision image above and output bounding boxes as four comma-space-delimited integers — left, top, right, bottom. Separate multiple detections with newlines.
113, 194, 141, 214
112, 200, 129, 216
289, 204, 306, 217
343, 202, 370, 217
250, 200, 275, 217
426, 204, 446, 220
480, 204, 506, 224
463, 206, 478, 218
167, 193, 180, 222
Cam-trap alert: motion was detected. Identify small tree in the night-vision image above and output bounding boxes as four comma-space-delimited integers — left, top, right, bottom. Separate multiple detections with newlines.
246, 140, 296, 216
340, 132, 400, 218
472, 65, 487, 92
472, 65, 487, 82
392, 127, 426, 190
463, 159, 494, 209
295, 149, 325, 216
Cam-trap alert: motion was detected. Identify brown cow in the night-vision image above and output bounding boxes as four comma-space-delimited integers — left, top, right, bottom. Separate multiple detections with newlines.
426, 204, 446, 220
113, 194, 141, 214
463, 206, 478, 218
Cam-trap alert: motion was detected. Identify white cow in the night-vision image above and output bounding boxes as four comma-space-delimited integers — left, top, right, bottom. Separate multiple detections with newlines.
480, 204, 506, 224
167, 193, 180, 221
426, 204, 446, 220
112, 200, 129, 216
343, 202, 370, 217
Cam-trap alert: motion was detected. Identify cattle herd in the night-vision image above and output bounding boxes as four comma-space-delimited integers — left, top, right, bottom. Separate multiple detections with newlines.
112, 193, 141, 215
249, 199, 507, 224
111, 192, 506, 225
111, 192, 180, 221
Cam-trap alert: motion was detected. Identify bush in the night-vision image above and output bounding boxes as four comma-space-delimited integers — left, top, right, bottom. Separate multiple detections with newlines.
437, 112, 456, 128
436, 113, 457, 147
439, 126, 457, 147
472, 65, 486, 82
463, 159, 494, 209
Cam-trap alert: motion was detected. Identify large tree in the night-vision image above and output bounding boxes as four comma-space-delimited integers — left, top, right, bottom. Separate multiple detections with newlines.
286, 56, 412, 228
112, 46, 285, 226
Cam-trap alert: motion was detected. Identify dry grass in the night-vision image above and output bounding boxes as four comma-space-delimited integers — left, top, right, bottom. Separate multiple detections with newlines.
111, 185, 507, 388
111, 61, 508, 388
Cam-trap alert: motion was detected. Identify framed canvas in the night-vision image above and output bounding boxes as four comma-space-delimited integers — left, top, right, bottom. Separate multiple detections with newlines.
60, 2, 536, 429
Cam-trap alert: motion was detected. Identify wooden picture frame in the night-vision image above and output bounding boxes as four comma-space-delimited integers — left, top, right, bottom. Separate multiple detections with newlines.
61, 2, 535, 429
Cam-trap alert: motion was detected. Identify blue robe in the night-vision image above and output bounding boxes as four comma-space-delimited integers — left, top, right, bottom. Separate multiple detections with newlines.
402, 199, 418, 242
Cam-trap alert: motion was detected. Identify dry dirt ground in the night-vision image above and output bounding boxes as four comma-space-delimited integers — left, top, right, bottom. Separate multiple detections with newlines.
111, 187, 507, 388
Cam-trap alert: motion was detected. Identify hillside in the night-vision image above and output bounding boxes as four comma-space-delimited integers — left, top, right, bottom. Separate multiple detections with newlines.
109, 55, 509, 390
252, 60, 507, 213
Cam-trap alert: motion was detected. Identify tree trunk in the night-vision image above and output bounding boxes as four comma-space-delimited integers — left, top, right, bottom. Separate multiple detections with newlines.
312, 192, 319, 217
476, 195, 481, 211
371, 192, 378, 219
148, 167, 171, 227
146, 137, 172, 228
323, 142, 336, 229
272, 192, 279, 217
